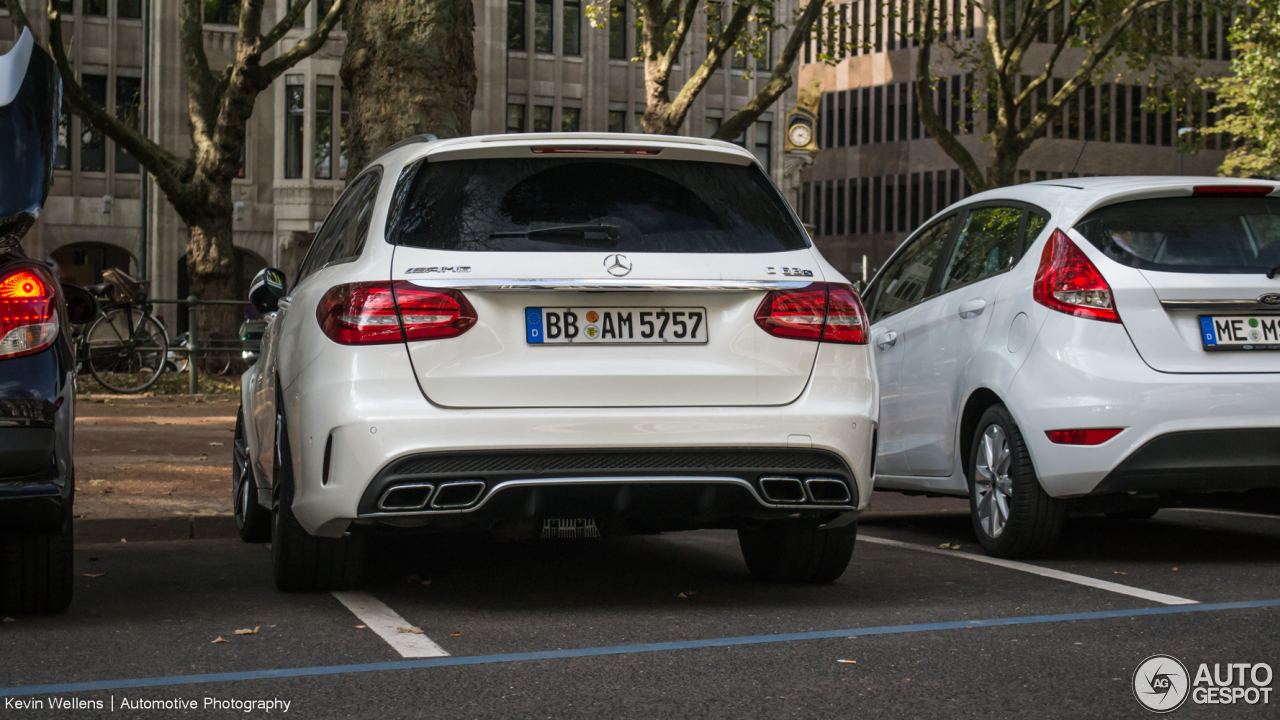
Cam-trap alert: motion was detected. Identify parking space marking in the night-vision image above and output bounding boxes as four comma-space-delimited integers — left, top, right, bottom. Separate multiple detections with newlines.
859, 535, 1197, 606
1165, 508, 1280, 521
330, 591, 449, 658
4, 598, 1277, 698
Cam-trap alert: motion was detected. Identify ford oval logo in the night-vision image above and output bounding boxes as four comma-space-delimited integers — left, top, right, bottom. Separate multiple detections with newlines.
1260, 294, 1280, 306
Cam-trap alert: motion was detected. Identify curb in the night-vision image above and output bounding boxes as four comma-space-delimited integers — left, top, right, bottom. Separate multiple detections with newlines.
75, 515, 238, 543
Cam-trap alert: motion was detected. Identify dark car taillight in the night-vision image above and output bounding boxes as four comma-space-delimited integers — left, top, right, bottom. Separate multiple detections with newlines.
754, 282, 869, 345
0, 268, 58, 360
317, 281, 476, 345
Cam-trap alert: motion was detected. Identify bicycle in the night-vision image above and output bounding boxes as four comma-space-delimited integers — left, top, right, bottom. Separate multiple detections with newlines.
76, 269, 169, 394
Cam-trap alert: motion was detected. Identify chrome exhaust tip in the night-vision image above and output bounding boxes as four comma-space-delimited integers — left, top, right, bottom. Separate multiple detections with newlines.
376, 483, 435, 511
759, 476, 806, 503
430, 480, 486, 509
805, 478, 852, 504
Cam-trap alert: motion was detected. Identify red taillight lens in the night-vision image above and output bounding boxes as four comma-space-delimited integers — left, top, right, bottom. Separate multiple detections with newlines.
1045, 428, 1124, 445
0, 268, 58, 360
1033, 229, 1121, 324
317, 281, 476, 345
754, 282, 868, 345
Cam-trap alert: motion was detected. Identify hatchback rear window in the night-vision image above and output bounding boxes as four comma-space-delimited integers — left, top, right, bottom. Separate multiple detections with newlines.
1074, 196, 1280, 274
385, 158, 809, 253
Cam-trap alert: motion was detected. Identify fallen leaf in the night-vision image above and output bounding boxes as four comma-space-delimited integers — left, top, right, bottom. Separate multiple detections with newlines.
120, 538, 127, 543
2, 617, 14, 622
938, 542, 961, 550
209, 442, 224, 446
233, 627, 259, 635
450, 631, 463, 637
1172, 567, 1179, 571
211, 637, 229, 644
397, 627, 425, 634
420, 580, 431, 586
82, 573, 106, 578
1113, 571, 1127, 575
677, 592, 688, 599
686, 590, 697, 596
1014, 607, 1020, 611
354, 625, 366, 629
837, 659, 857, 664
198, 454, 208, 460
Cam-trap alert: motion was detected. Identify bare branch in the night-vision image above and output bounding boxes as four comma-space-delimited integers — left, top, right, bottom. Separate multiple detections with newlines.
258, 0, 347, 82
656, 0, 701, 82
915, 0, 989, 192
261, 0, 315, 50
3, 0, 30, 35
715, 0, 824, 142
648, 0, 754, 132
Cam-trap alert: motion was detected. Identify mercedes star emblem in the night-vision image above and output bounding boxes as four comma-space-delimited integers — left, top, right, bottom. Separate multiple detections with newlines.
604, 253, 632, 277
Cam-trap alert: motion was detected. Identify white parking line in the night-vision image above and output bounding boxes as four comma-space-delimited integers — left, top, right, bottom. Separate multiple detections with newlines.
331, 591, 450, 658
1165, 508, 1280, 521
859, 535, 1198, 606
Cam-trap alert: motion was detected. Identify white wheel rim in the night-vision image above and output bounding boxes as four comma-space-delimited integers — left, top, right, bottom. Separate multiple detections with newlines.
974, 424, 1013, 539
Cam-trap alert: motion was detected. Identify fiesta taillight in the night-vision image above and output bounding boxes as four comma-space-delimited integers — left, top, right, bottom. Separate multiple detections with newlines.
0, 268, 58, 360
1045, 428, 1124, 445
317, 281, 476, 345
754, 282, 869, 345
1033, 229, 1122, 324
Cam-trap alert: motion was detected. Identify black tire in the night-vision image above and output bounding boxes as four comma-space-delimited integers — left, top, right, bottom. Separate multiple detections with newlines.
233, 409, 271, 543
1106, 508, 1160, 521
738, 520, 857, 583
968, 404, 1065, 559
271, 407, 364, 592
0, 511, 74, 614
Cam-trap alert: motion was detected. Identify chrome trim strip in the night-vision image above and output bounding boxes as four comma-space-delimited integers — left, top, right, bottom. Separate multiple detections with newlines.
1160, 300, 1280, 313
376, 483, 435, 512
358, 476, 858, 518
397, 279, 813, 292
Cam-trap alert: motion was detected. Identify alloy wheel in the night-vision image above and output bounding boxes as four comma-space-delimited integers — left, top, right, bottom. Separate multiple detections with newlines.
233, 417, 252, 527
973, 423, 1014, 539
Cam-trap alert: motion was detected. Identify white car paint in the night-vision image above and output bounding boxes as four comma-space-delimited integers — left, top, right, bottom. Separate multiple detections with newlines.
867, 176, 1280, 500
240, 133, 878, 537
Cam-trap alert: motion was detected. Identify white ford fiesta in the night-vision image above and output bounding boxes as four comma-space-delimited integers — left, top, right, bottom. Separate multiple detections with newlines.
864, 176, 1280, 558
235, 133, 878, 590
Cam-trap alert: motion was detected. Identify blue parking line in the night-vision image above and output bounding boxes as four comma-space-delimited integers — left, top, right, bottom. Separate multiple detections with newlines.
3, 598, 1279, 697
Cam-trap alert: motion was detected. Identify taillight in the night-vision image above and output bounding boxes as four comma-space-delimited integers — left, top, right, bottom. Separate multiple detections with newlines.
317, 281, 476, 345
754, 282, 868, 345
1033, 229, 1121, 324
1045, 428, 1124, 445
0, 268, 58, 360
1191, 185, 1274, 198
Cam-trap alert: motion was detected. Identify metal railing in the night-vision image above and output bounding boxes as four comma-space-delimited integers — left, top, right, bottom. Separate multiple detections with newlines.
151, 296, 255, 394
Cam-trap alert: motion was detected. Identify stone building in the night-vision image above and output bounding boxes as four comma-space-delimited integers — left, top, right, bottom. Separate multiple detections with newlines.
795, 1, 1235, 281
1, 0, 803, 331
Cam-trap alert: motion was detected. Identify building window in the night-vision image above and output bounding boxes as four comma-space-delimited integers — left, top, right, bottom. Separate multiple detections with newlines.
756, 13, 772, 71
80, 74, 107, 172
119, 0, 142, 19
507, 0, 526, 51
608, 110, 626, 132
315, 85, 334, 180
534, 0, 553, 53
82, 0, 106, 15
753, 122, 771, 172
533, 105, 553, 132
561, 106, 581, 132
339, 87, 349, 179
57, 0, 72, 13
506, 103, 526, 133
837, 92, 846, 147
886, 85, 895, 142
284, 82, 304, 178
563, 0, 581, 55
115, 75, 141, 174
237, 143, 246, 179
203, 0, 241, 25
54, 96, 70, 170
609, 0, 626, 59
705, 116, 720, 138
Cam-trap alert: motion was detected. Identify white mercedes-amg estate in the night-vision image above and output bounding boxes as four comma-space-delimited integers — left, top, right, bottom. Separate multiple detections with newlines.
864, 177, 1280, 558
235, 133, 878, 590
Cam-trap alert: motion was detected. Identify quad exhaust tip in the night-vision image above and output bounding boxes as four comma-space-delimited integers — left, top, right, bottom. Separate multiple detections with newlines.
430, 480, 487, 509
759, 476, 853, 505
759, 476, 807, 503
377, 483, 435, 511
805, 478, 852, 504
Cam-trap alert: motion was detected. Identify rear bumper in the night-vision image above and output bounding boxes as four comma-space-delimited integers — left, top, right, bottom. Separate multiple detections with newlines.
1008, 312, 1280, 497
281, 342, 877, 536
0, 427, 56, 480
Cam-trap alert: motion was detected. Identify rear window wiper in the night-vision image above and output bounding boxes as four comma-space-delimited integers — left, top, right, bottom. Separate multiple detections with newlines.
489, 224, 620, 241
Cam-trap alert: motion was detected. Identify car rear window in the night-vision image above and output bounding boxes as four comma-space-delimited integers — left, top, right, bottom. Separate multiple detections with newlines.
385, 158, 809, 253
1074, 196, 1280, 274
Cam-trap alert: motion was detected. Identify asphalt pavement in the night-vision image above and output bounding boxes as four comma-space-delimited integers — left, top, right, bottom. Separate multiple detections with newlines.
2, 499, 1279, 718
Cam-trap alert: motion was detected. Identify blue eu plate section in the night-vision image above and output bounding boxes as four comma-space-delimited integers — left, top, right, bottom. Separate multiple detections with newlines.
1200, 316, 1217, 347
526, 308, 545, 344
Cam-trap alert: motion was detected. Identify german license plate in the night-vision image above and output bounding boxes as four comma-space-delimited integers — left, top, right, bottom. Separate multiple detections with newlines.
526, 307, 708, 344
1199, 315, 1280, 351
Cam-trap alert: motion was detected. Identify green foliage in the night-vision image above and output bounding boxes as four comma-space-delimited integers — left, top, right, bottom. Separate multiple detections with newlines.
1204, 0, 1280, 177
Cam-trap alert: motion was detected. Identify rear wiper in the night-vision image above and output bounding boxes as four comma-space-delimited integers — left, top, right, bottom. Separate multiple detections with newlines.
489, 224, 620, 241
1268, 261, 1280, 279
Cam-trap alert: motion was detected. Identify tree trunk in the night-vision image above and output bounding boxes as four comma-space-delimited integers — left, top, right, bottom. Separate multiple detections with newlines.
185, 185, 240, 351
341, 0, 477, 178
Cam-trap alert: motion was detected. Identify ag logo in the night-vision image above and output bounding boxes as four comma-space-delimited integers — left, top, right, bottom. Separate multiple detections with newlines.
1134, 655, 1190, 713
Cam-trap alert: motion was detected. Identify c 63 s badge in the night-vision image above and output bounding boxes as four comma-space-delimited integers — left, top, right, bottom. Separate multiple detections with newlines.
766, 267, 814, 277
406, 266, 471, 274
